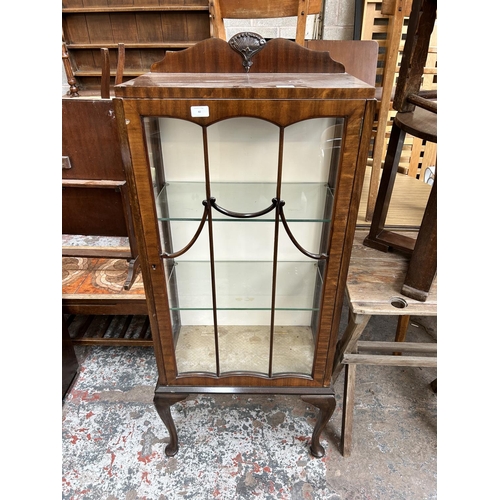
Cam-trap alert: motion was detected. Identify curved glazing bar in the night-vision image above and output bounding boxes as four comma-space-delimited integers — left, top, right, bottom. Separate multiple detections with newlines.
278, 201, 328, 260
209, 196, 278, 219
160, 203, 209, 259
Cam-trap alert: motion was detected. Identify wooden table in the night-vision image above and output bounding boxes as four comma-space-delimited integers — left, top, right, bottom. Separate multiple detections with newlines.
332, 229, 437, 456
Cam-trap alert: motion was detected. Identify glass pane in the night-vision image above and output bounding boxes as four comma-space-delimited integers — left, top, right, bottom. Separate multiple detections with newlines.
207, 118, 280, 183
214, 261, 273, 314
277, 221, 326, 260
158, 118, 205, 182
282, 118, 343, 185
272, 321, 315, 376
269, 117, 342, 376
166, 258, 217, 375
174, 325, 217, 375
218, 321, 271, 375
213, 221, 274, 261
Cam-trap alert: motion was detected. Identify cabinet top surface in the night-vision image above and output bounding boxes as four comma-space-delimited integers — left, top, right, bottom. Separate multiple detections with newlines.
114, 72, 375, 100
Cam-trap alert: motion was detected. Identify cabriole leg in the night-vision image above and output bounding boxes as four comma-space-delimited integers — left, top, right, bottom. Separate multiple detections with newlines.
153, 393, 188, 457
301, 394, 337, 458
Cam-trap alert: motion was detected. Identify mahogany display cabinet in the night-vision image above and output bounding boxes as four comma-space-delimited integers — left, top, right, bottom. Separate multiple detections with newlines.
113, 34, 376, 457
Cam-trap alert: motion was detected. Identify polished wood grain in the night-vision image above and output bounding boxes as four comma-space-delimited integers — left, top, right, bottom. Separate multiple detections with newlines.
150, 36, 346, 74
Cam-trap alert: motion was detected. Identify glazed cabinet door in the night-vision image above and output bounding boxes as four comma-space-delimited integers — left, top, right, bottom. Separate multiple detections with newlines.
118, 97, 372, 388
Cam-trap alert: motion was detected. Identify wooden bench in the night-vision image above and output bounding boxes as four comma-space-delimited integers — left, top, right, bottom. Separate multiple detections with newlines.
332, 229, 437, 456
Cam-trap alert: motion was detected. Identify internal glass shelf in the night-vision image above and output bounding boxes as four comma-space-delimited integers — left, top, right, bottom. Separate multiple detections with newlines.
166, 260, 324, 313
156, 182, 334, 222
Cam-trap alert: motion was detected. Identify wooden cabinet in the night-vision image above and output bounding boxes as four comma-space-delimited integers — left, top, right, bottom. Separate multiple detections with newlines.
62, 0, 211, 91
113, 35, 376, 457
62, 96, 141, 290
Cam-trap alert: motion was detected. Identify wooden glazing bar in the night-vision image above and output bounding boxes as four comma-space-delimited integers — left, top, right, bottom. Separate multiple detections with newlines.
268, 127, 285, 378
279, 202, 328, 260
202, 126, 220, 377
160, 206, 208, 258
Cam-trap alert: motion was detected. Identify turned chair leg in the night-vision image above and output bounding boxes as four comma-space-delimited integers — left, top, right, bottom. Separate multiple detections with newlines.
301, 394, 336, 458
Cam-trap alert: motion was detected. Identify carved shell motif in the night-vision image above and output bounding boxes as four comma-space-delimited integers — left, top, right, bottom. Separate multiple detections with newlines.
228, 32, 267, 72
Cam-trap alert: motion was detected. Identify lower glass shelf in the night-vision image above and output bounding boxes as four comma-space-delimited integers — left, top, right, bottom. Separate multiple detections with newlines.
174, 324, 315, 376
166, 260, 325, 315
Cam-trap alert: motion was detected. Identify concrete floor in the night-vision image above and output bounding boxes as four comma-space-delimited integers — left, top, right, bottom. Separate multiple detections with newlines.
62, 306, 437, 499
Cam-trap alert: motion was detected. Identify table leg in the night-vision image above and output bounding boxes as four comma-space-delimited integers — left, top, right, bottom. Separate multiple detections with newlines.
394, 315, 410, 355
332, 310, 370, 456
340, 362, 357, 457
332, 310, 371, 382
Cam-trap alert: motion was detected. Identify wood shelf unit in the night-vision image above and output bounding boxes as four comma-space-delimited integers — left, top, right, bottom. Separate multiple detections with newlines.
62, 0, 211, 92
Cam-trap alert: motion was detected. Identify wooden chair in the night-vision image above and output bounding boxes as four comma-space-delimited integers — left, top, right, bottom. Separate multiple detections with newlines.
208, 0, 323, 46
62, 43, 141, 292
364, 0, 437, 303
361, 0, 437, 221
363, 0, 437, 365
